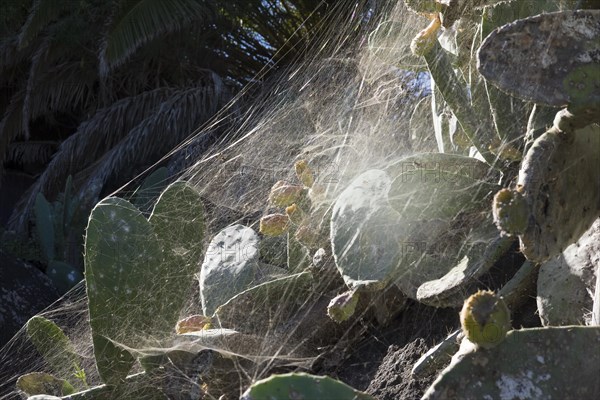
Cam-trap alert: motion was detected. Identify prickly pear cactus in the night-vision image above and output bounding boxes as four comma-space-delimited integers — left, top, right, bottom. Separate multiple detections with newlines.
478, 10, 600, 111
331, 154, 511, 313
45, 261, 83, 295
330, 169, 402, 291
16, 372, 75, 397
240, 372, 376, 400
492, 124, 600, 262
386, 153, 499, 219
199, 224, 278, 316
422, 326, 600, 399
537, 218, 600, 326
84, 197, 163, 383
26, 316, 82, 386
214, 271, 311, 335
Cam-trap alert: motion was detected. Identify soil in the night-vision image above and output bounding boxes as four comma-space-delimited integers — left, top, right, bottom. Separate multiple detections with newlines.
314, 294, 541, 399
314, 300, 460, 400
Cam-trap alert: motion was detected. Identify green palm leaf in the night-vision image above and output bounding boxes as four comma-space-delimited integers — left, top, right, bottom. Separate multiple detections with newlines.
18, 0, 68, 50
99, 0, 213, 75
6, 87, 178, 231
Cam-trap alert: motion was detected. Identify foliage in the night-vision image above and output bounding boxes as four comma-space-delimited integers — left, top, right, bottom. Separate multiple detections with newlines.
12, 1, 600, 399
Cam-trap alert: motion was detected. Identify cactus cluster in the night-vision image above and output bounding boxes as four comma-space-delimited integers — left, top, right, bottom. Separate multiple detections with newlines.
15, 4, 600, 400
33, 176, 84, 294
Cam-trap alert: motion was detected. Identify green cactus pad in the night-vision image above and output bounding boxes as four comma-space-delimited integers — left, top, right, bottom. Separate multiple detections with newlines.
26, 316, 81, 384
416, 223, 514, 307
423, 326, 600, 399
515, 124, 600, 262
17, 372, 75, 397
199, 224, 262, 316
46, 260, 83, 294
330, 169, 405, 290
148, 181, 205, 328
132, 166, 169, 210
85, 197, 163, 383
478, 10, 600, 108
327, 289, 360, 323
386, 154, 499, 219
537, 218, 600, 326
240, 372, 376, 400
214, 272, 312, 336
34, 193, 55, 263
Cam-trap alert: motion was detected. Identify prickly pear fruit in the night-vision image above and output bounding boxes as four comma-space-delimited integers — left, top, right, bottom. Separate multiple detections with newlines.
410, 15, 441, 56
327, 289, 360, 323
492, 188, 528, 236
268, 181, 306, 207
285, 203, 303, 224
240, 372, 376, 400
460, 290, 510, 349
176, 315, 211, 333
294, 159, 314, 188
259, 214, 290, 236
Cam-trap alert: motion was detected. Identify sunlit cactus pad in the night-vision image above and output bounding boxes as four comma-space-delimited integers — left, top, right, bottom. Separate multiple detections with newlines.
478, 10, 600, 107
514, 124, 600, 262
423, 326, 600, 399
537, 218, 600, 326
240, 372, 376, 400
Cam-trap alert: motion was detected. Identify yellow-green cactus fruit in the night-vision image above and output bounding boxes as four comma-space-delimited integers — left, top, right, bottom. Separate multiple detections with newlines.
492, 188, 529, 236
295, 159, 314, 188
285, 203, 304, 225
259, 213, 290, 236
460, 290, 511, 349
327, 289, 360, 323
410, 15, 441, 56
268, 180, 306, 207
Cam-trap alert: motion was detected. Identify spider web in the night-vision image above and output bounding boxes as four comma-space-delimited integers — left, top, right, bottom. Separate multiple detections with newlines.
0, 0, 575, 398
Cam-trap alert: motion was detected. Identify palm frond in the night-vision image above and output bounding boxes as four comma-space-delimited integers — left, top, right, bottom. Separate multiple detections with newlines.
99, 0, 213, 76
17, 0, 67, 49
0, 89, 26, 163
6, 140, 57, 165
6, 86, 180, 231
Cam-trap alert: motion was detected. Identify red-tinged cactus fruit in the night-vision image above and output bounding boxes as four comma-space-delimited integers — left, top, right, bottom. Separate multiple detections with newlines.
259, 214, 290, 236
175, 315, 212, 334
268, 180, 306, 207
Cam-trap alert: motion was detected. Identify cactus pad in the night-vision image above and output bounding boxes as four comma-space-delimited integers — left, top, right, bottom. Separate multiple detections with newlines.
26, 316, 81, 384
460, 290, 511, 349
510, 124, 600, 262
240, 372, 376, 400
330, 169, 403, 290
478, 10, 600, 108
199, 224, 262, 316
423, 326, 600, 399
537, 218, 600, 326
84, 197, 163, 383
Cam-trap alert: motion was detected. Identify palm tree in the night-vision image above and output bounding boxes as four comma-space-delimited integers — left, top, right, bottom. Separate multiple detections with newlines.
0, 0, 338, 236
